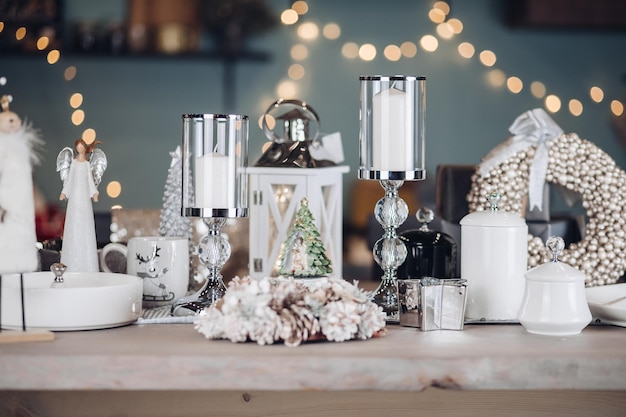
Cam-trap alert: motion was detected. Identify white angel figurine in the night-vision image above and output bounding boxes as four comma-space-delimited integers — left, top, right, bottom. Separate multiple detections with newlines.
0, 95, 42, 274
57, 139, 107, 272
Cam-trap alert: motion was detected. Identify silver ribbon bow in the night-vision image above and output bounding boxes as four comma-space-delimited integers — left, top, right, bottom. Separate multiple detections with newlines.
479, 108, 563, 211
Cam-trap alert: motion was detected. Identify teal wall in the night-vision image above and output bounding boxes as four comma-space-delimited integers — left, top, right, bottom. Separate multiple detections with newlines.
3, 0, 626, 222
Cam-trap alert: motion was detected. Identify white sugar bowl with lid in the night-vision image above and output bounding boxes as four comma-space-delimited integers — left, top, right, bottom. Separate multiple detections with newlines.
460, 193, 528, 321
518, 236, 592, 336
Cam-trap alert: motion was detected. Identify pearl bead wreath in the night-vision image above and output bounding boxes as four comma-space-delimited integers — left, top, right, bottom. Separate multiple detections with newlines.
467, 133, 626, 287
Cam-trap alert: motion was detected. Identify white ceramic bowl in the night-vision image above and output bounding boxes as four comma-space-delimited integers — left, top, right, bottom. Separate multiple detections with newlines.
518, 261, 591, 336
0, 272, 143, 331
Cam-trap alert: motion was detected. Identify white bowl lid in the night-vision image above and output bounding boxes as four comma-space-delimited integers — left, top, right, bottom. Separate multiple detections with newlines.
524, 236, 586, 283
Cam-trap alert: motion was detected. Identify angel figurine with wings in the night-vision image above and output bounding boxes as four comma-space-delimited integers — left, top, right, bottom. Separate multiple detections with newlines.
57, 139, 107, 272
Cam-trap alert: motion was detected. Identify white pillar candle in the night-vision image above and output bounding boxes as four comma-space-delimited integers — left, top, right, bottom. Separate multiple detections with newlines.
372, 86, 413, 171
195, 152, 232, 208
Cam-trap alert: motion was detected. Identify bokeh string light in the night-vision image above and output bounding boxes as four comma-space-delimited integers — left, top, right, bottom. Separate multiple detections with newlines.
0, 21, 122, 202
2, 1, 623, 191
277, 0, 623, 119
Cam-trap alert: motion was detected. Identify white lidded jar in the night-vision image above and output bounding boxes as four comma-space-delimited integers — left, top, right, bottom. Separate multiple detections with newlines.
460, 193, 528, 321
518, 236, 591, 336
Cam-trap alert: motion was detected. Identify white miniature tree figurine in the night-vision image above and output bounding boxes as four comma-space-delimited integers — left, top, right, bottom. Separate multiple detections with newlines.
158, 146, 192, 240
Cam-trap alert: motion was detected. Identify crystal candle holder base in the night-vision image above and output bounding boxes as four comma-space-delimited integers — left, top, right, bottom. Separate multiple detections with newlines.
370, 180, 409, 323
171, 218, 230, 316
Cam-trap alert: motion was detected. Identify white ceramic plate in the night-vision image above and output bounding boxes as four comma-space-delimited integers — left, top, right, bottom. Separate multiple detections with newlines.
586, 283, 626, 327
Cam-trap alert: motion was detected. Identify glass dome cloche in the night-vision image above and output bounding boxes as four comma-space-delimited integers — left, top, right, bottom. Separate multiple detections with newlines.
255, 98, 335, 168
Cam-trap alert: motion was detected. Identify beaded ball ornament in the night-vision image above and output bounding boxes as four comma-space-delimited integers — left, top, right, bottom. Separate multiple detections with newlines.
467, 110, 626, 287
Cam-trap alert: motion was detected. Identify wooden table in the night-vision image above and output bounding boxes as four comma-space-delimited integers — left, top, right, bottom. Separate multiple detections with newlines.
1, 322, 625, 416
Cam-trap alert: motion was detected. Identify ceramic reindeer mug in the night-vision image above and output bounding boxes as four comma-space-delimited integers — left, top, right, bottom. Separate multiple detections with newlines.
101, 236, 189, 308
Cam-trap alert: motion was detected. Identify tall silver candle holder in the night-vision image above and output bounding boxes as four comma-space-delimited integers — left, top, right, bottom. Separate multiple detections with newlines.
359, 75, 426, 323
171, 113, 248, 316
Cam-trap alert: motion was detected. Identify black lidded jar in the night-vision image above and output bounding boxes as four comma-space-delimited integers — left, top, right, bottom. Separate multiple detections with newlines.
397, 207, 457, 279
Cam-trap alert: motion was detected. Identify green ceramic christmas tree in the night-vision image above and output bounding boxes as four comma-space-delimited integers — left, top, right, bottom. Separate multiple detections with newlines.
276, 198, 333, 277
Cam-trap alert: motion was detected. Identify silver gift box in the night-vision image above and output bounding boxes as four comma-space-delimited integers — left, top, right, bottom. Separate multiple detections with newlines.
398, 278, 467, 331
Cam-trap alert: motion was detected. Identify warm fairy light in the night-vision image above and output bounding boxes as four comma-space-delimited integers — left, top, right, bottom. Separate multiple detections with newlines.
436, 22, 454, 39
545, 95, 562, 113
297, 22, 319, 40
71, 109, 85, 125
383, 44, 402, 61
322, 23, 341, 40
448, 18, 463, 34
590, 86, 604, 103
428, 8, 446, 24
106, 181, 122, 199
487, 69, 506, 87
419, 35, 438, 52
69, 92, 83, 108
458, 42, 475, 58
281, 9, 298, 25
530, 81, 546, 98
433, 1, 450, 15
0, 77, 7, 86
259, 114, 275, 130
358, 43, 377, 61
47, 49, 60, 64
276, 80, 297, 98
569, 99, 583, 116
341, 42, 359, 59
290, 44, 308, 60
506, 76, 523, 94
15, 27, 26, 40
479, 50, 496, 67
611, 100, 624, 116
12, 0, 615, 152
292, 1, 309, 15
82, 128, 96, 143
398, 42, 416, 58
0, 22, 4, 33
64, 66, 77, 81
261, 141, 273, 153
37, 36, 49, 50
288, 63, 305, 80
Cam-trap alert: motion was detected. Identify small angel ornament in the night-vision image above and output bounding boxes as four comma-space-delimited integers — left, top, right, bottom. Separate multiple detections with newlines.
57, 139, 107, 272
0, 95, 42, 274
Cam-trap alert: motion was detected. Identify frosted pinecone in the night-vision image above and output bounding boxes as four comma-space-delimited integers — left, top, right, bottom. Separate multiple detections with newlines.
246, 305, 282, 345
221, 310, 250, 343
319, 300, 361, 342
279, 303, 320, 347
356, 303, 386, 340
194, 307, 227, 340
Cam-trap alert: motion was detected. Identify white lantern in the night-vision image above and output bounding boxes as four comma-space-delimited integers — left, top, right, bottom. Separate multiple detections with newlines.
247, 165, 349, 278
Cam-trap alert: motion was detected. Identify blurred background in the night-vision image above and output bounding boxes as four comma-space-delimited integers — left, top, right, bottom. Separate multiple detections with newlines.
2, 0, 626, 279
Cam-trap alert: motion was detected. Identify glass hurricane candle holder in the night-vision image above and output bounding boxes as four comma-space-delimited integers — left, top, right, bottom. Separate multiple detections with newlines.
171, 113, 248, 316
358, 75, 426, 323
